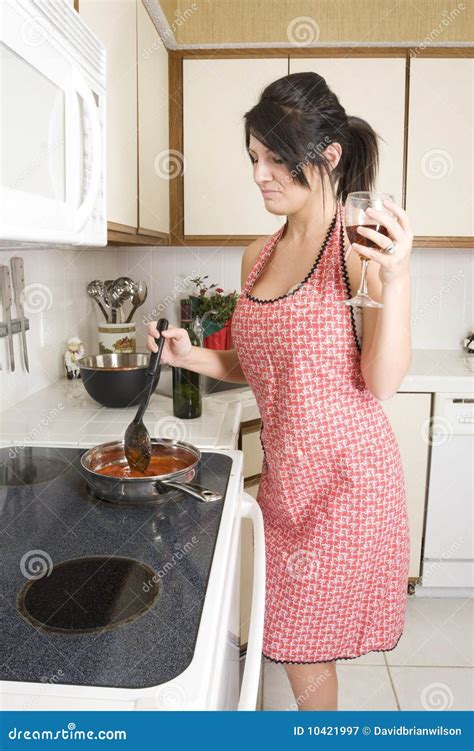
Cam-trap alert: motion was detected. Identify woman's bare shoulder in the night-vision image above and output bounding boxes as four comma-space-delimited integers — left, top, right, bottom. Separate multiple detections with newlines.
240, 235, 270, 288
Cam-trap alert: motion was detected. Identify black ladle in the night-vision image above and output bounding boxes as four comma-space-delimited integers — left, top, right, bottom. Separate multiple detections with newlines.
124, 318, 169, 472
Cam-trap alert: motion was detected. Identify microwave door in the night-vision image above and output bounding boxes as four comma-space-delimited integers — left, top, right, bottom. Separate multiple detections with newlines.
0, 2, 78, 242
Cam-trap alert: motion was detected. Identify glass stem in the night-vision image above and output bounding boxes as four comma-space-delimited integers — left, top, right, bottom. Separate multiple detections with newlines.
357, 259, 370, 296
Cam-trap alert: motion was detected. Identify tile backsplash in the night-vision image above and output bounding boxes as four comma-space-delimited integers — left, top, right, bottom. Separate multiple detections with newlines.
0, 245, 119, 411
0, 242, 472, 411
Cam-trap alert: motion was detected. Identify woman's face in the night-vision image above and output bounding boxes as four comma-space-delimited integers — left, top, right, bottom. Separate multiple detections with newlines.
247, 134, 341, 216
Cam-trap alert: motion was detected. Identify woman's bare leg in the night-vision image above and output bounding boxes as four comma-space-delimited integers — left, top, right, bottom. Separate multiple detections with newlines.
284, 661, 338, 711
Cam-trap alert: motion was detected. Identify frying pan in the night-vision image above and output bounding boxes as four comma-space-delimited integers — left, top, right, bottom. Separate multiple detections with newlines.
80, 437, 223, 505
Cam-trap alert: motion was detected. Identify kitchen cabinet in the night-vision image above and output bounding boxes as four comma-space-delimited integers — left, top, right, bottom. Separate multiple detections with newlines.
406, 58, 473, 237
182, 58, 288, 237
289, 57, 406, 205
241, 420, 265, 480
137, 0, 170, 236
174, 51, 472, 245
78, 0, 169, 244
79, 0, 138, 229
380, 392, 432, 581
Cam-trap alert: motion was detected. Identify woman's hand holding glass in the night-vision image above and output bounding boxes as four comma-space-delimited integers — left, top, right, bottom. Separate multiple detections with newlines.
342, 192, 414, 308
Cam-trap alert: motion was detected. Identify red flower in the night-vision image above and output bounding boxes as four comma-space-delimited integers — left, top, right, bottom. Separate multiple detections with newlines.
215, 287, 224, 294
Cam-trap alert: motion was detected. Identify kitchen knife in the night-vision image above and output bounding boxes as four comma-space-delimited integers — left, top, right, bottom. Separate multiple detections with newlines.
0, 264, 15, 371
10, 257, 29, 372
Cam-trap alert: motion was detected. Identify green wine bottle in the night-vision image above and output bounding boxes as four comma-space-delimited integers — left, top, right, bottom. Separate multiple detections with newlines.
172, 319, 202, 419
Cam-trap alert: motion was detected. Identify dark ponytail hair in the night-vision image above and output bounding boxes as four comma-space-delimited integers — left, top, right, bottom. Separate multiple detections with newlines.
244, 71, 382, 208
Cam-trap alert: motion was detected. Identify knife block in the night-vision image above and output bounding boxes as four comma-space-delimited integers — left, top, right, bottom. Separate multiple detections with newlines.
0, 318, 30, 338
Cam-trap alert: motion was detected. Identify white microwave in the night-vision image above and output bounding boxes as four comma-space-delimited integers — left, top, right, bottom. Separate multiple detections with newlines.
0, 0, 106, 246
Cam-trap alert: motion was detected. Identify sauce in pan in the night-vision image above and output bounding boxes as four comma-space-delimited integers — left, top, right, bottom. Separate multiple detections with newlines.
97, 455, 189, 478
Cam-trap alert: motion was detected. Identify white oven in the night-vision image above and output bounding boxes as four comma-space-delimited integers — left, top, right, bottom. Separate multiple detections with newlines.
0, 0, 106, 246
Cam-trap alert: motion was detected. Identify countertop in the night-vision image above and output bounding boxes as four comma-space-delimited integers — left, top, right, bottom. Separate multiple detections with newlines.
0, 379, 242, 451
0, 349, 472, 450
395, 349, 474, 394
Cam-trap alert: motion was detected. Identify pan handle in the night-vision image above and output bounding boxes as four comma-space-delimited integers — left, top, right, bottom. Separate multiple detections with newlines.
157, 479, 222, 503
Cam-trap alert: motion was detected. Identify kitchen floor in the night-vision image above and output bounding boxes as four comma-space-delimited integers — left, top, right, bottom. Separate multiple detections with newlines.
257, 596, 473, 711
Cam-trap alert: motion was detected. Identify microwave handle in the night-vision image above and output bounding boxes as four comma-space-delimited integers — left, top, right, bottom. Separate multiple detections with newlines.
238, 491, 266, 710
72, 68, 102, 233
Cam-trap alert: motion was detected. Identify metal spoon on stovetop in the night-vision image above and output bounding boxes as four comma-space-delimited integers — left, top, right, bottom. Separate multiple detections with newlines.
124, 317, 169, 473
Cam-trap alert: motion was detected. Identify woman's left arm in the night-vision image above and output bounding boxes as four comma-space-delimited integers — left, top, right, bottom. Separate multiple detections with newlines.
352, 198, 414, 401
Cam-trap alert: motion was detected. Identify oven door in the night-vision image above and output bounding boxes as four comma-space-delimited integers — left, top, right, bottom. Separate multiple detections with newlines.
0, 0, 104, 245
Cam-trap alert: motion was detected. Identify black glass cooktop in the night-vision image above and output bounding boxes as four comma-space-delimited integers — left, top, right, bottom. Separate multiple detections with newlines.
0, 445, 233, 689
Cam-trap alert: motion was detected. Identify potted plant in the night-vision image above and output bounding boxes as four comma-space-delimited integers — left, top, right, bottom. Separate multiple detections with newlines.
188, 276, 239, 350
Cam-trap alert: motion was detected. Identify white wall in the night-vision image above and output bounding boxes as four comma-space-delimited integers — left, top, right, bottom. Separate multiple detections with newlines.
0, 242, 472, 411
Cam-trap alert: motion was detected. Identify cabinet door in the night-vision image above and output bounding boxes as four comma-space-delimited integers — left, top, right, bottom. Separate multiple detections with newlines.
290, 58, 405, 205
137, 1, 169, 234
183, 58, 288, 236
406, 58, 473, 237
380, 392, 432, 579
79, 0, 138, 228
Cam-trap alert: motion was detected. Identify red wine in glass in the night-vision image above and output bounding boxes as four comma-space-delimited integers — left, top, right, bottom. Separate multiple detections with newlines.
346, 224, 391, 258
339, 191, 395, 308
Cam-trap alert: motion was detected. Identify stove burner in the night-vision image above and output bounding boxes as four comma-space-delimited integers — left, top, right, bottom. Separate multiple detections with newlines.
81, 481, 180, 507
17, 556, 161, 634
0, 448, 68, 486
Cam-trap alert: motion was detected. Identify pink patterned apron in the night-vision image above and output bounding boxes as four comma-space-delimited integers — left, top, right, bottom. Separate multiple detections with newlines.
231, 200, 410, 663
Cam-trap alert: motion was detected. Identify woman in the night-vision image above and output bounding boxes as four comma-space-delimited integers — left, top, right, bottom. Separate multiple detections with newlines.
147, 72, 413, 711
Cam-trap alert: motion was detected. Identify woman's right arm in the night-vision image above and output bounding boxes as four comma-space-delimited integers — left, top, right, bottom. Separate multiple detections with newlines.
146, 236, 265, 384
147, 330, 247, 383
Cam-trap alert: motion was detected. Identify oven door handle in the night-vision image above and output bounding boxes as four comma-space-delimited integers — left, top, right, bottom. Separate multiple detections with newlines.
238, 491, 266, 711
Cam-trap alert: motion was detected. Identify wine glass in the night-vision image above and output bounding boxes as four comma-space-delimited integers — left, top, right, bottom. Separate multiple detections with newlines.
339, 191, 395, 308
